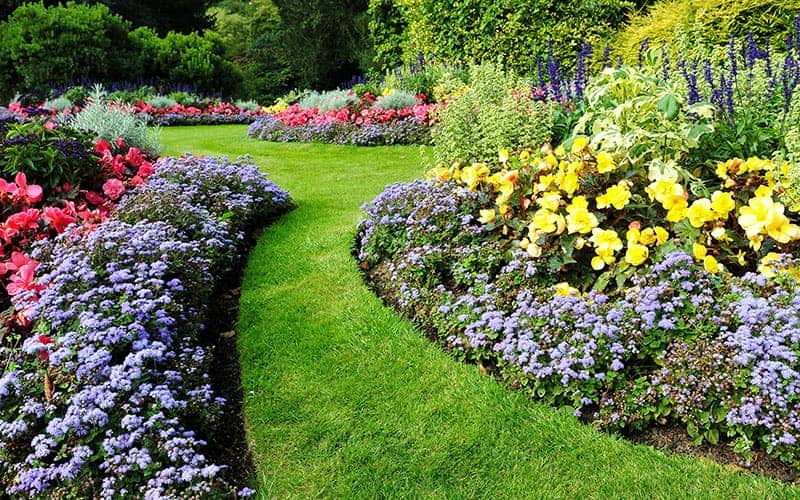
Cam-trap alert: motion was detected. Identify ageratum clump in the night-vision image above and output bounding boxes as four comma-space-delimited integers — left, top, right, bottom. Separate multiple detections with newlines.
0, 156, 292, 497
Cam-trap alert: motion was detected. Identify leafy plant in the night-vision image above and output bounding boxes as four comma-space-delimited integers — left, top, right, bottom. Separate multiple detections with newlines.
432, 63, 553, 165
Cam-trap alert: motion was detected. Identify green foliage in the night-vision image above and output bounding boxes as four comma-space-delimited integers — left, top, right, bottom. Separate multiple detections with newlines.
43, 96, 74, 113
432, 63, 554, 165
374, 90, 418, 109
614, 0, 800, 63
61, 86, 90, 105
145, 95, 178, 108
367, 0, 407, 73
234, 99, 260, 111
70, 100, 161, 154
368, 0, 635, 75
130, 28, 243, 96
0, 121, 97, 191
0, 2, 136, 101
299, 90, 357, 112
573, 65, 715, 181
206, 0, 293, 103
272, 0, 369, 90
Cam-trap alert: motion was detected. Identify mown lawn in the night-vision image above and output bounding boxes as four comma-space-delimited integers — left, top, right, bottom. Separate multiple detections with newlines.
161, 125, 797, 498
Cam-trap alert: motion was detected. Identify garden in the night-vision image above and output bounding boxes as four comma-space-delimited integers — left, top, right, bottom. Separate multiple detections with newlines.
3, 0, 800, 497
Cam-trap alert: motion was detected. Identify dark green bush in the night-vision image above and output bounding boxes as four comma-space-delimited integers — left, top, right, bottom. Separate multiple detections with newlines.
130, 28, 243, 96
0, 2, 137, 101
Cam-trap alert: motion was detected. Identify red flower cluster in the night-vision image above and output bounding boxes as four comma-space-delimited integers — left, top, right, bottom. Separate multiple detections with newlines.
273, 101, 437, 128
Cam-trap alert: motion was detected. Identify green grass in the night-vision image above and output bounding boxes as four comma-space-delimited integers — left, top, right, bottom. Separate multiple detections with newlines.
161, 125, 797, 498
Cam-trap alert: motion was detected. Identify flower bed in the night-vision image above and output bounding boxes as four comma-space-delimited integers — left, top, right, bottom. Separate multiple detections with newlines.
0, 124, 292, 495
7, 100, 267, 127
356, 140, 800, 475
248, 98, 437, 146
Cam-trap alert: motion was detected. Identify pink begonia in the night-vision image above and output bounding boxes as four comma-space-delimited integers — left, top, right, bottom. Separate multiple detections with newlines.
102, 179, 126, 201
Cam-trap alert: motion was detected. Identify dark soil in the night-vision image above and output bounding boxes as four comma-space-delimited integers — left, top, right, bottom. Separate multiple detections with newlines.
358, 256, 800, 485
200, 207, 294, 491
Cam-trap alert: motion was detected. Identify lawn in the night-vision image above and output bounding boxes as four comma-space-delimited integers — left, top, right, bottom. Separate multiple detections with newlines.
161, 125, 797, 498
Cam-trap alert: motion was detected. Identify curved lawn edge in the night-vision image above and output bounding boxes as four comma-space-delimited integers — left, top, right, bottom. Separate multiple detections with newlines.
160, 125, 799, 497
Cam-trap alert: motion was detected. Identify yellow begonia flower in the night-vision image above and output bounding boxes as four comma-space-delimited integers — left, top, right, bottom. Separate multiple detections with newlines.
560, 170, 580, 195
566, 207, 599, 234
571, 136, 589, 154
710, 226, 730, 241
527, 243, 543, 258
626, 227, 640, 244
703, 255, 721, 274
591, 256, 607, 270
654, 226, 669, 245
460, 163, 490, 191
665, 201, 688, 222
625, 243, 649, 266
479, 209, 496, 224
738, 196, 800, 244
686, 198, 715, 228
595, 151, 616, 174
566, 196, 589, 211
710, 191, 736, 217
554, 282, 579, 297
426, 166, 452, 182
639, 228, 657, 246
537, 191, 562, 211
692, 243, 707, 260
754, 185, 773, 198
596, 181, 632, 210
589, 228, 623, 264
758, 252, 782, 277
530, 209, 565, 235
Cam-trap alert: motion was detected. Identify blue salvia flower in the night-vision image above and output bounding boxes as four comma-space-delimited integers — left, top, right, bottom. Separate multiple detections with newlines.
602, 43, 611, 69
638, 38, 649, 68
546, 40, 563, 102
661, 45, 670, 82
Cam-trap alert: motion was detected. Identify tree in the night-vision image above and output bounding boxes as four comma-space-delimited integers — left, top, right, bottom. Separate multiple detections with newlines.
272, 0, 369, 90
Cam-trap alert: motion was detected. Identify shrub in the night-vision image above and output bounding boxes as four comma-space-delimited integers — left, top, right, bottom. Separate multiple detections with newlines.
431, 63, 553, 165
374, 89, 418, 109
70, 100, 161, 155
614, 0, 800, 63
299, 90, 358, 112
144, 95, 178, 108
234, 99, 260, 112
572, 64, 716, 180
0, 121, 97, 192
368, 0, 636, 75
0, 2, 137, 101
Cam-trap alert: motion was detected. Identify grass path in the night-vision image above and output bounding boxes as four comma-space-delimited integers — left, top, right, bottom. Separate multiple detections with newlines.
161, 125, 796, 498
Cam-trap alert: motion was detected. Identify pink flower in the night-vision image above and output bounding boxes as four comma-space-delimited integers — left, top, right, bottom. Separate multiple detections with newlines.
84, 191, 106, 206
102, 179, 126, 201
43, 206, 77, 233
94, 139, 112, 154
136, 161, 155, 179
14, 173, 43, 203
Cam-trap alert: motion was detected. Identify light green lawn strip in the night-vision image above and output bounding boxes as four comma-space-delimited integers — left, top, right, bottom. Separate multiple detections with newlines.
162, 125, 797, 498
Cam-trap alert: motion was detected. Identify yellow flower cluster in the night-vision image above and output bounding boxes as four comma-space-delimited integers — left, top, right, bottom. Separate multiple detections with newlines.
430, 144, 800, 282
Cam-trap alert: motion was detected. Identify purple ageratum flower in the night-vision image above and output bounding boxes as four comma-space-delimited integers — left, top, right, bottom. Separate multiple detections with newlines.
0, 154, 291, 496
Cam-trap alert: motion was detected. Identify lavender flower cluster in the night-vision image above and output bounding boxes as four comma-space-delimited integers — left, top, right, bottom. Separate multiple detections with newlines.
248, 116, 432, 146
357, 179, 800, 468
0, 156, 292, 497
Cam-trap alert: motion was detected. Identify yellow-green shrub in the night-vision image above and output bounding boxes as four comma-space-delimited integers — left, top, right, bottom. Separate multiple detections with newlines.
615, 0, 800, 63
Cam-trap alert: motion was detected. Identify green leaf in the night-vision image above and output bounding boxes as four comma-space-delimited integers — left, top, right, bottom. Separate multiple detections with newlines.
705, 428, 720, 445
657, 94, 680, 120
